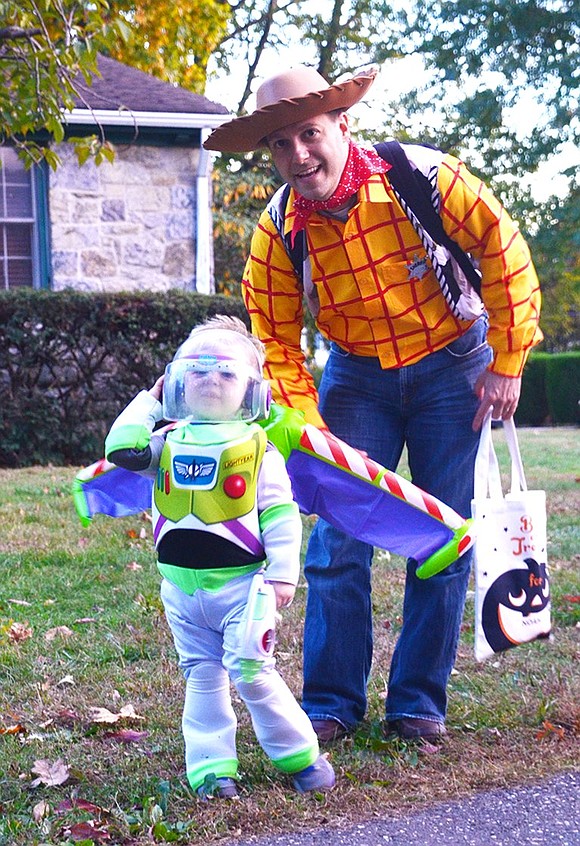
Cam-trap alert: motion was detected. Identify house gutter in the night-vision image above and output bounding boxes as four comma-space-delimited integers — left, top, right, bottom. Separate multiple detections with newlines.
65, 109, 229, 295
64, 109, 229, 130
195, 130, 213, 295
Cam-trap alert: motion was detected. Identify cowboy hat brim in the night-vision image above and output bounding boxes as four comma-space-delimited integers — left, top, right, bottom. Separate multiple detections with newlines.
203, 70, 377, 153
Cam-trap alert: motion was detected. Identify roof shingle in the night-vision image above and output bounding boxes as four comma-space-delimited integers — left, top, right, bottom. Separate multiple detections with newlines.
73, 54, 228, 116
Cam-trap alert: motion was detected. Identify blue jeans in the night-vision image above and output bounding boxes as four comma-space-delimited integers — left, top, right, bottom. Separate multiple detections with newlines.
302, 318, 492, 729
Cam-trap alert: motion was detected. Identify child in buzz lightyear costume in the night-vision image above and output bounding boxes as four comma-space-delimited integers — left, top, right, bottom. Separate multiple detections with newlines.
105, 315, 335, 799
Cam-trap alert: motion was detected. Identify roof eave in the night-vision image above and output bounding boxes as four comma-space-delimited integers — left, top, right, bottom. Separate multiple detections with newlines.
64, 108, 230, 129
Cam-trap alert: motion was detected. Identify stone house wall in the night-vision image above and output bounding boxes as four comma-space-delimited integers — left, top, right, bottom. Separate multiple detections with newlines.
49, 143, 201, 292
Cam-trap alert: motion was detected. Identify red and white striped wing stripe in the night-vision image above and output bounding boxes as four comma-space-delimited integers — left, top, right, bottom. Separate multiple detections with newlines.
380, 471, 463, 529
75, 457, 116, 482
301, 424, 464, 529
301, 425, 381, 482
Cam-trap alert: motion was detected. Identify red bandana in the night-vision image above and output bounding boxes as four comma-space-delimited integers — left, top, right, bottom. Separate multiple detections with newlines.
290, 142, 390, 245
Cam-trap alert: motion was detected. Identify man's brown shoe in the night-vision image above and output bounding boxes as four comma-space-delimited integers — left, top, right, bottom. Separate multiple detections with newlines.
311, 719, 349, 743
385, 717, 447, 742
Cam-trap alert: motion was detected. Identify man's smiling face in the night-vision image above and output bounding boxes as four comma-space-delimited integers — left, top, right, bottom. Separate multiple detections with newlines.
267, 111, 351, 202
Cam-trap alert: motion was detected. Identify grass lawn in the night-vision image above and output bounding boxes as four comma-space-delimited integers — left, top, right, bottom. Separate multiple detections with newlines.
0, 427, 578, 845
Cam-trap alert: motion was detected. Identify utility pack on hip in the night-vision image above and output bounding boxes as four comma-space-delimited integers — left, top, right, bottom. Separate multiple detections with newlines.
266, 140, 485, 322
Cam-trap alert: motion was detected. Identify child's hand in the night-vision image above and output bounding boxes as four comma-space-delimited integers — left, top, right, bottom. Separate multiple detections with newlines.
268, 581, 296, 610
149, 375, 164, 401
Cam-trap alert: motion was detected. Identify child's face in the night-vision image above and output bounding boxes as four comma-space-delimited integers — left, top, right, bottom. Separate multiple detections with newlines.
182, 337, 257, 422
183, 359, 248, 421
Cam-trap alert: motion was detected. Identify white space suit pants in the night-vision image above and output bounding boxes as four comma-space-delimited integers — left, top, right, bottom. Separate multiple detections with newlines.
160, 576, 319, 791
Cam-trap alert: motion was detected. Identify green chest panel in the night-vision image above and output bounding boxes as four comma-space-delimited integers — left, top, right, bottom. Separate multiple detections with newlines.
154, 424, 267, 524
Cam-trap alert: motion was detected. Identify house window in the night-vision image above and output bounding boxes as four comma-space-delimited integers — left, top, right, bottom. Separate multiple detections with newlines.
0, 147, 50, 289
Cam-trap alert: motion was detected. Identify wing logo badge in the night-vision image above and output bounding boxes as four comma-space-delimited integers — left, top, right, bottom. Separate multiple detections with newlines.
172, 456, 217, 486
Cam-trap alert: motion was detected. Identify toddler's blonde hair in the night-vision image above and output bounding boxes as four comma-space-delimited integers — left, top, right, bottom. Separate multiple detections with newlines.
174, 315, 264, 372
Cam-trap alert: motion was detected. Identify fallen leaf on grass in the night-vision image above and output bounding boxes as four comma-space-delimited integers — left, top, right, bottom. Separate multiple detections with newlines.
417, 740, 441, 756
118, 703, 145, 720
90, 707, 123, 724
90, 703, 145, 724
104, 728, 149, 743
126, 561, 143, 571
7, 622, 33, 642
30, 758, 70, 787
73, 617, 96, 624
536, 720, 566, 741
65, 821, 111, 842
32, 800, 51, 822
54, 708, 81, 726
58, 798, 106, 814
562, 594, 580, 603
0, 723, 26, 735
57, 800, 119, 843
8, 598, 32, 606
45, 626, 74, 641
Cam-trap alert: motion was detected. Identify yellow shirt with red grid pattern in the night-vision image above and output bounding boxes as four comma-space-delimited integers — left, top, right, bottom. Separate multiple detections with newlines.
242, 152, 543, 428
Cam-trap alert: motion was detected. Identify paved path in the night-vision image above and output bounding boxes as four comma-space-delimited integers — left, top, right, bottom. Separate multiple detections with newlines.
229, 770, 579, 846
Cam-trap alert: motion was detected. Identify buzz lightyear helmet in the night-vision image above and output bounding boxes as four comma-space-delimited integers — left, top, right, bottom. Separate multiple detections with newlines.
162, 323, 271, 423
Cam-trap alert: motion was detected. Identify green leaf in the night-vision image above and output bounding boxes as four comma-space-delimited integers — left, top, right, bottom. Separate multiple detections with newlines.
75, 144, 92, 167
43, 149, 61, 171
152, 821, 181, 842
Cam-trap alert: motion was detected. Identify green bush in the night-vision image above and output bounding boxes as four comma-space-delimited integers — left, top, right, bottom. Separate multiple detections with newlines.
515, 354, 550, 426
545, 352, 580, 424
515, 351, 579, 426
0, 289, 248, 467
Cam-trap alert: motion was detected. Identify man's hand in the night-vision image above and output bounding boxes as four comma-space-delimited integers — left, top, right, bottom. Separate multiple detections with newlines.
472, 370, 521, 431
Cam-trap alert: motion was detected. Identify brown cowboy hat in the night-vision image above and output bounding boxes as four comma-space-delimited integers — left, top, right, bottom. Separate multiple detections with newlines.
203, 65, 377, 153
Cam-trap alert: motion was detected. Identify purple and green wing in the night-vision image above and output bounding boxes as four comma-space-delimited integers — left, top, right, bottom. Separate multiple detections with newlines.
73, 404, 474, 577
282, 423, 474, 578
72, 459, 153, 528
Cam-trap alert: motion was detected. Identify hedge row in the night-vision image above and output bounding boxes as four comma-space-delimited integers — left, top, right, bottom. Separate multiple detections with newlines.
0, 290, 577, 468
516, 351, 580, 427
0, 290, 248, 467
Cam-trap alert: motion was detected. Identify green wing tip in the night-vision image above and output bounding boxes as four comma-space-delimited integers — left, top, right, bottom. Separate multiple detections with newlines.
71, 479, 92, 528
416, 519, 475, 580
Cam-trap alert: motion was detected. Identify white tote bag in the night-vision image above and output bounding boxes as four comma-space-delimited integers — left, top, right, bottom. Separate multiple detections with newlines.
471, 415, 551, 662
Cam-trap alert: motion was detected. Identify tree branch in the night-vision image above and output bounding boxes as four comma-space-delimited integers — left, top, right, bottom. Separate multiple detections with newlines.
220, 0, 296, 45
0, 26, 42, 40
237, 0, 278, 113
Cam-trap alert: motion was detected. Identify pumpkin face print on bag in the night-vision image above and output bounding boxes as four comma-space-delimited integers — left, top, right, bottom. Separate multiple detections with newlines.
481, 556, 550, 653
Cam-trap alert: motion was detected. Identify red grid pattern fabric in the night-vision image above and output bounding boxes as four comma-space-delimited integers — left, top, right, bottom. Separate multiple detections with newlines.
243, 154, 542, 427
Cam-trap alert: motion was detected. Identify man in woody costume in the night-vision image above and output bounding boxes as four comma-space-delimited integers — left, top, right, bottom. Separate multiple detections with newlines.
204, 66, 542, 744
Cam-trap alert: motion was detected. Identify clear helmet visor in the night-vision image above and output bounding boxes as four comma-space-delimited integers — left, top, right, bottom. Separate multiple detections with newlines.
162, 355, 270, 423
